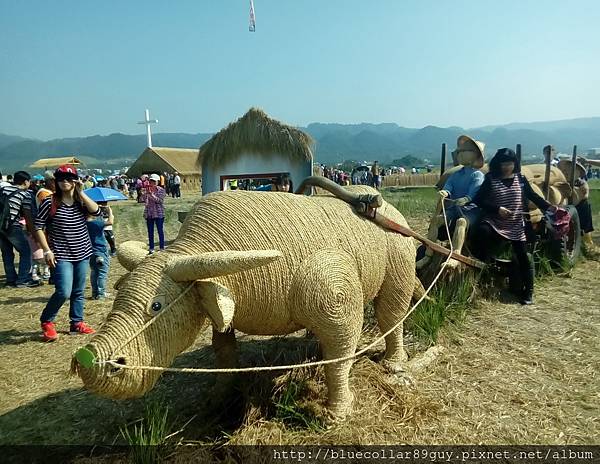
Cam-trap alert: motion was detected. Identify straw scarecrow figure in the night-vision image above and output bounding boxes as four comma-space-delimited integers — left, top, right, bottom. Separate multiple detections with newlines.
73, 187, 425, 419
570, 157, 600, 257
417, 135, 485, 270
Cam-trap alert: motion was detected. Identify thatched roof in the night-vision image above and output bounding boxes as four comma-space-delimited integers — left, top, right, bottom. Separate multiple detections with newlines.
29, 156, 82, 169
200, 108, 313, 168
127, 147, 201, 178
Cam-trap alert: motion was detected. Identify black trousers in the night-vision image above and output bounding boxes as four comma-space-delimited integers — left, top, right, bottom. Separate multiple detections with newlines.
104, 230, 116, 254
474, 222, 534, 293
576, 199, 594, 233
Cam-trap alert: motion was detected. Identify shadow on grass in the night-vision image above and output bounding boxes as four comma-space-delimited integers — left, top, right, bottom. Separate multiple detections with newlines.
0, 329, 42, 345
0, 334, 320, 451
1, 296, 52, 305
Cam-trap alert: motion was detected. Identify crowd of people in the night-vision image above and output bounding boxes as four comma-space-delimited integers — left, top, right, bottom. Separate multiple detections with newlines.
0, 164, 173, 341
1, 153, 598, 339
316, 161, 431, 190
128, 172, 182, 202
319, 161, 391, 189
73, 171, 183, 203
228, 174, 293, 192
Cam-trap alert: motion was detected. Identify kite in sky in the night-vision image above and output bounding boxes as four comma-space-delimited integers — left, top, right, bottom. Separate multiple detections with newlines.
249, 0, 256, 32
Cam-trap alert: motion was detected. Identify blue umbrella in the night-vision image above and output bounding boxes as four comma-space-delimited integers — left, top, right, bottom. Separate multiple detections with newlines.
32, 174, 44, 181
94, 176, 105, 182
84, 187, 127, 202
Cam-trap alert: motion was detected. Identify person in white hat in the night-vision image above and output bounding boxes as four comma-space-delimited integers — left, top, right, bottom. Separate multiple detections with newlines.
144, 173, 166, 254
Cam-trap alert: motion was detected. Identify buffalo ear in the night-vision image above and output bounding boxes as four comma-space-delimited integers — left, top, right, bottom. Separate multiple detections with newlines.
117, 241, 148, 271
196, 281, 235, 332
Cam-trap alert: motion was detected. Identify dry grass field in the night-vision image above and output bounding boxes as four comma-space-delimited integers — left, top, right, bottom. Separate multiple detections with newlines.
0, 188, 598, 455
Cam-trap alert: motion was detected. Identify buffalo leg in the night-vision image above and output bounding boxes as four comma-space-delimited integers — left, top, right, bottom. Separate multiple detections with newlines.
374, 245, 415, 372
288, 250, 363, 419
211, 327, 238, 392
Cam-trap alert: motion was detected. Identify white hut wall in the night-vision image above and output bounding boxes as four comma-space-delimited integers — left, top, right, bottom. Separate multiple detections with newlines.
201, 152, 312, 194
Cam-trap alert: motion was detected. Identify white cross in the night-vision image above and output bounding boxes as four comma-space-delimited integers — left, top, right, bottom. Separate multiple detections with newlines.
138, 109, 158, 148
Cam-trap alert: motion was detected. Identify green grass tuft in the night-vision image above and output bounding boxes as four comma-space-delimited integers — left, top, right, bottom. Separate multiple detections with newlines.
274, 377, 325, 432
406, 273, 475, 344
120, 399, 174, 464
380, 187, 438, 218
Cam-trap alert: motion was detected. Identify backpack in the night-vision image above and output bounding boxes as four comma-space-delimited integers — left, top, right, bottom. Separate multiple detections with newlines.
0, 188, 23, 233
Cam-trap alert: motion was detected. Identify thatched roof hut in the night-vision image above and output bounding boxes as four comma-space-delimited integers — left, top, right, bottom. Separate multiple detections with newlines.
29, 156, 82, 170
200, 108, 313, 194
127, 147, 201, 191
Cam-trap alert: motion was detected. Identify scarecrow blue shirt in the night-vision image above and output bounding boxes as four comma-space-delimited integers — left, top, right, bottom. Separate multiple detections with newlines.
443, 166, 485, 204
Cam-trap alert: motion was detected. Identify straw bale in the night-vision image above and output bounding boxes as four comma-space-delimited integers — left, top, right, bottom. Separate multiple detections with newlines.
548, 186, 566, 206
521, 164, 567, 186
77, 188, 421, 418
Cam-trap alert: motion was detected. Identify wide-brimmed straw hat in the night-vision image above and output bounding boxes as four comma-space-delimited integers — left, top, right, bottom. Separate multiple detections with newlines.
557, 159, 587, 180
456, 135, 485, 169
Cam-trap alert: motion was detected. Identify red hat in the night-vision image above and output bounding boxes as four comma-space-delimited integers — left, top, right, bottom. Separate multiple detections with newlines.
55, 164, 78, 177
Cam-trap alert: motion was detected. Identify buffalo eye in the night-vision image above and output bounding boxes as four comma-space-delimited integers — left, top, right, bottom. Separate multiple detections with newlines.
148, 295, 167, 317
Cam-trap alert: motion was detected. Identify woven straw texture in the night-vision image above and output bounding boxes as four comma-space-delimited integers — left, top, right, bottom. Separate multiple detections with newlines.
77, 187, 418, 416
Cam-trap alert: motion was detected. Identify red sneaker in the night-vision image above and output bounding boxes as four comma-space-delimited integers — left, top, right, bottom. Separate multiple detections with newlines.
41, 322, 59, 342
69, 322, 96, 335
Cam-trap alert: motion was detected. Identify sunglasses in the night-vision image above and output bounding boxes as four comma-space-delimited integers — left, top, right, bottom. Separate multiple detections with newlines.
56, 177, 78, 183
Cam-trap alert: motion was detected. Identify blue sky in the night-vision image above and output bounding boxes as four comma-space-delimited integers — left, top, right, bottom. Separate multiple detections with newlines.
1, 0, 599, 139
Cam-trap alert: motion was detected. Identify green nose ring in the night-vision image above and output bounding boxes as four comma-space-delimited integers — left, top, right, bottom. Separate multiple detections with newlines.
75, 347, 96, 369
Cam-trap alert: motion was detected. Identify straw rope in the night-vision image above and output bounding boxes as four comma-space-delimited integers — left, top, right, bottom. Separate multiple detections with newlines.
94, 197, 453, 375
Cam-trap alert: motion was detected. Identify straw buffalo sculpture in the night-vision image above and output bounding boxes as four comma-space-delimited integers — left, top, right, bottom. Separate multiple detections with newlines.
74, 187, 424, 418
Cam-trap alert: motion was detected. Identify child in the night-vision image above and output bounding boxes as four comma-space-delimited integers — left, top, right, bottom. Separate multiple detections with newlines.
25, 226, 46, 283
98, 201, 116, 256
87, 213, 111, 299
34, 171, 55, 281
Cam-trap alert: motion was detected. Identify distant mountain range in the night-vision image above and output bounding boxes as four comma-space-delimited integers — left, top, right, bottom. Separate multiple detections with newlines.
1, 117, 599, 172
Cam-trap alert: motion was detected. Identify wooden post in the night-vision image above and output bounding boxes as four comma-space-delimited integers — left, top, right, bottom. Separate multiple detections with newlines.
516, 144, 522, 165
440, 143, 447, 176
543, 145, 552, 200
569, 145, 577, 204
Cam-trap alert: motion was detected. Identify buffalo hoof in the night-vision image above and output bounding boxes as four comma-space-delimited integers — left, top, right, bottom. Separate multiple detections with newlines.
326, 390, 354, 422
389, 371, 415, 387
380, 350, 409, 373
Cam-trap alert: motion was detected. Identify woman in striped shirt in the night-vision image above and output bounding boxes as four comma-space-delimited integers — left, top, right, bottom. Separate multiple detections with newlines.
34, 165, 100, 342
474, 149, 557, 305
